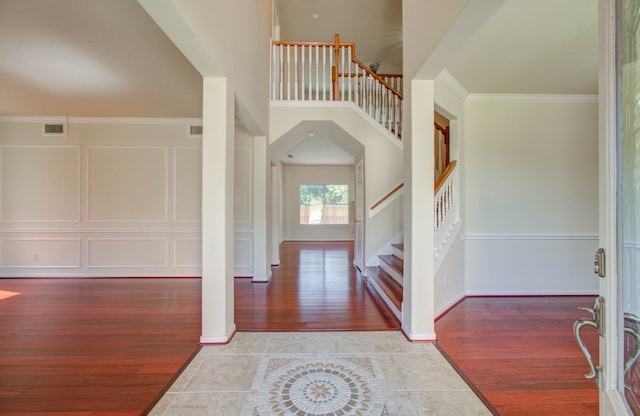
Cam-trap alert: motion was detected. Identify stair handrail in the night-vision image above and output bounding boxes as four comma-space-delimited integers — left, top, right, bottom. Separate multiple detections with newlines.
435, 160, 457, 194
369, 182, 404, 217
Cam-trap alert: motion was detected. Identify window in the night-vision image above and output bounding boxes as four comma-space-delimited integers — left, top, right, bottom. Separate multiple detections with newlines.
299, 184, 349, 225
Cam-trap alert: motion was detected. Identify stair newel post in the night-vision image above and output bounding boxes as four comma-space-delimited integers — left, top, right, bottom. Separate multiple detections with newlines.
332, 33, 340, 101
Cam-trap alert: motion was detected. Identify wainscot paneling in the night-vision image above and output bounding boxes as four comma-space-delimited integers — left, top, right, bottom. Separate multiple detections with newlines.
87, 146, 168, 222
0, 119, 204, 277
1, 145, 81, 222
0, 238, 81, 268
234, 231, 253, 277
174, 147, 202, 222
174, 238, 202, 267
87, 238, 167, 268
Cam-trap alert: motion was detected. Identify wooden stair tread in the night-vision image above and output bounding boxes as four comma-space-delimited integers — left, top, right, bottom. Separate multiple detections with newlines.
391, 243, 404, 251
366, 266, 402, 310
378, 254, 403, 274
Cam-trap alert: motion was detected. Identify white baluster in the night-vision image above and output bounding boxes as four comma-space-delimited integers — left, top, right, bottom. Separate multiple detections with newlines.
308, 45, 312, 100
300, 45, 305, 100
278, 44, 284, 100
318, 45, 331, 101
338, 46, 345, 101
293, 46, 298, 100
271, 44, 276, 100
286, 45, 291, 100
347, 47, 352, 103
315, 45, 320, 101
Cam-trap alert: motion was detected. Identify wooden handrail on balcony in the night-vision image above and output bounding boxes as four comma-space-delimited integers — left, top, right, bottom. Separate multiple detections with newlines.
271, 34, 403, 139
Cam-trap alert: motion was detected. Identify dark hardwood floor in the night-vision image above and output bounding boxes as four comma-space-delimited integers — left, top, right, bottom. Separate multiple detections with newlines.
235, 241, 401, 331
0, 278, 201, 416
435, 296, 600, 416
0, 243, 601, 415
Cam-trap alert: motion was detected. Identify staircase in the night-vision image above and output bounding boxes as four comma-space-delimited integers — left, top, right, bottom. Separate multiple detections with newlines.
366, 243, 403, 321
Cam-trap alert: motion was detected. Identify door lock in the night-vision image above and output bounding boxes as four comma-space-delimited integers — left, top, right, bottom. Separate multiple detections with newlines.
594, 248, 605, 278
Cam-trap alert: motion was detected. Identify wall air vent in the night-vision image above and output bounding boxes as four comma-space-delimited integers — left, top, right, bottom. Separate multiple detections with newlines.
188, 124, 203, 137
43, 122, 66, 136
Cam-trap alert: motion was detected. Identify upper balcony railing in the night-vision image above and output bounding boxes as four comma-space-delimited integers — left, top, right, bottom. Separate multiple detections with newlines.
271, 34, 403, 139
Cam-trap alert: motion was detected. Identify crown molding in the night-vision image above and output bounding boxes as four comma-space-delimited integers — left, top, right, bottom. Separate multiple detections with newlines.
466, 94, 598, 103
0, 116, 202, 125
0, 115, 67, 123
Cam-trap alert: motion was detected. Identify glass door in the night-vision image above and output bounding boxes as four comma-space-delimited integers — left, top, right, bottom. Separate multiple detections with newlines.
617, 0, 640, 412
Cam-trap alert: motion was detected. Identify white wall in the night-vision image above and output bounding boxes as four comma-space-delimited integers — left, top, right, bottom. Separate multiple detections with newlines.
282, 164, 355, 241
464, 98, 600, 294
0, 118, 202, 277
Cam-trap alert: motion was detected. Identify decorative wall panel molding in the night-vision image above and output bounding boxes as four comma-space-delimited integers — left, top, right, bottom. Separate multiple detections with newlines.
1, 146, 81, 222
87, 238, 168, 268
173, 147, 202, 222
0, 238, 80, 268
87, 146, 168, 222
174, 238, 202, 267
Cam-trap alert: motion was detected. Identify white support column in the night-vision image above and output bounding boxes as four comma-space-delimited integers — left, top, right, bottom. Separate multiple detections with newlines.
200, 77, 235, 344
402, 79, 436, 341
253, 136, 272, 282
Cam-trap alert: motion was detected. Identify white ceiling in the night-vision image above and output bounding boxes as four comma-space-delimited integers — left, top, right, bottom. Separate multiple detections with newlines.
0, 0, 599, 162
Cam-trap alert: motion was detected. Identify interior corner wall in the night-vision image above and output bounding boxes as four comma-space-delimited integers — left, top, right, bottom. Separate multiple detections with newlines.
464, 99, 600, 294
0, 119, 202, 277
282, 164, 355, 241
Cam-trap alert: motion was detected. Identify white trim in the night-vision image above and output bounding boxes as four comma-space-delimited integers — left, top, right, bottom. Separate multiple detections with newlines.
252, 271, 273, 283
200, 325, 236, 345
466, 94, 599, 103
436, 291, 466, 319
0, 116, 67, 124
464, 233, 598, 240
436, 70, 469, 101
401, 325, 437, 342
69, 117, 203, 125
466, 289, 599, 296
0, 116, 203, 125
0, 228, 200, 233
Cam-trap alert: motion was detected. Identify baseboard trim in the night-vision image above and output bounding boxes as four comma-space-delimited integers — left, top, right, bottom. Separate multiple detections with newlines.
435, 292, 466, 321
401, 324, 437, 342
465, 290, 599, 297
464, 233, 598, 241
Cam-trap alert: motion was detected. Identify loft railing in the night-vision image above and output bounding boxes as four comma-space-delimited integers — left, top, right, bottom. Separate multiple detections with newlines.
271, 34, 403, 139
434, 160, 459, 258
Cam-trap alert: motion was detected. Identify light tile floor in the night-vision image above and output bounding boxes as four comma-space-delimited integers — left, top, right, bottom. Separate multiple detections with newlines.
149, 331, 492, 416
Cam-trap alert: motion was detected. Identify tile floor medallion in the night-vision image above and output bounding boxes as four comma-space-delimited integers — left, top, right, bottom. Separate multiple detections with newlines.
242, 354, 397, 415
